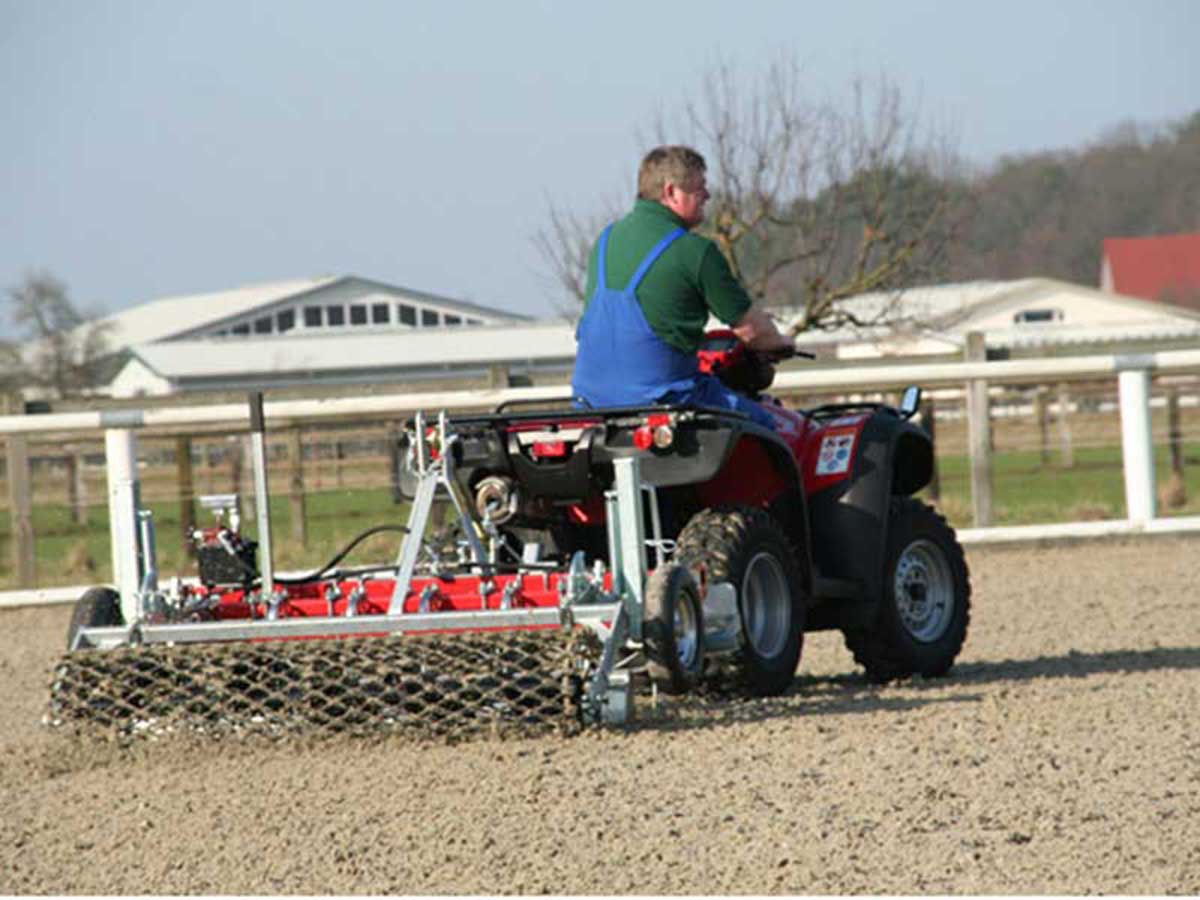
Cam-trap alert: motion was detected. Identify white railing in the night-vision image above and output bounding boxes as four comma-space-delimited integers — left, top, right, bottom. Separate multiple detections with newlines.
1, 346, 1199, 606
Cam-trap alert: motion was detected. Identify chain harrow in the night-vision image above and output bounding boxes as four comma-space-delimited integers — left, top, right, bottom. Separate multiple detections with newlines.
47, 629, 602, 741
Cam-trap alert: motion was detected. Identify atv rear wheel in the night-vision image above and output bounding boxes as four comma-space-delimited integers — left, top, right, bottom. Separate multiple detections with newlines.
677, 506, 805, 696
843, 498, 970, 683
66, 587, 123, 650
644, 563, 705, 694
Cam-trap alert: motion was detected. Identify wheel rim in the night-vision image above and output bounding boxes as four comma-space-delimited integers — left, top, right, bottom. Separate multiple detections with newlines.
674, 589, 700, 670
740, 552, 791, 659
893, 539, 955, 642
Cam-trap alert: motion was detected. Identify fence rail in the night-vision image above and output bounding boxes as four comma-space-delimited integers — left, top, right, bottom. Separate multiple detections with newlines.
1, 345, 1199, 593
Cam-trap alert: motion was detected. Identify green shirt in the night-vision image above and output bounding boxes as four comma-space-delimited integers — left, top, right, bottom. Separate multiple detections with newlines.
583, 199, 753, 354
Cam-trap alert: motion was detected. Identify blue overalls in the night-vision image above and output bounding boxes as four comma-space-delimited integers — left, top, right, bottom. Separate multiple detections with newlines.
572, 224, 776, 430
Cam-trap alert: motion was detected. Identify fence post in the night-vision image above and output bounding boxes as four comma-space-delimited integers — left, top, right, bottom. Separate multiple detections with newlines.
228, 436, 245, 523
241, 434, 256, 523
105, 428, 142, 622
1167, 386, 1184, 481
921, 395, 940, 502
488, 364, 510, 389
176, 435, 196, 557
66, 445, 88, 526
1117, 368, 1156, 523
289, 427, 307, 546
1057, 382, 1075, 468
964, 332, 993, 527
5, 436, 35, 587
1033, 387, 1050, 465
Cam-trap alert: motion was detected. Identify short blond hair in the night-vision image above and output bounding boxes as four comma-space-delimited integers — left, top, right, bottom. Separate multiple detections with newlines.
637, 145, 706, 201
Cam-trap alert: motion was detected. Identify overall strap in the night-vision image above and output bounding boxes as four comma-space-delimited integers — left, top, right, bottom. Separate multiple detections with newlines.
596, 224, 615, 292
626, 227, 686, 293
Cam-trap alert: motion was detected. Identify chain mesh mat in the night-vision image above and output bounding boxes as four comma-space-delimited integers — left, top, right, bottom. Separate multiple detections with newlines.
47, 629, 601, 741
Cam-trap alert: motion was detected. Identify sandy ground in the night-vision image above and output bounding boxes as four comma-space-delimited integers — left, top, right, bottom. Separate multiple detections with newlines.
1, 535, 1198, 895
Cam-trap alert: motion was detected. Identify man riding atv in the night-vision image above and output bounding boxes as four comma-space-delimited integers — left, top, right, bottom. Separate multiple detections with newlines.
571, 145, 793, 428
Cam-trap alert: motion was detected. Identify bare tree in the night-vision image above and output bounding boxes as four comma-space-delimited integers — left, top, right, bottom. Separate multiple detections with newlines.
536, 58, 967, 334
7, 271, 111, 398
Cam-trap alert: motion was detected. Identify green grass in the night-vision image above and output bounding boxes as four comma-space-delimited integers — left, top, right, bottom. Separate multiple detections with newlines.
928, 444, 1200, 528
3, 444, 1198, 589
0, 487, 412, 590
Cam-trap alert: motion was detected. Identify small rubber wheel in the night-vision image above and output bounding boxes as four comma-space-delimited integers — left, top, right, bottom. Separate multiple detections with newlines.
644, 563, 705, 695
66, 587, 123, 650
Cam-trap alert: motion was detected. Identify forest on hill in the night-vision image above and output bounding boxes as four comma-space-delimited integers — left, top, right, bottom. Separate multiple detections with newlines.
943, 111, 1200, 298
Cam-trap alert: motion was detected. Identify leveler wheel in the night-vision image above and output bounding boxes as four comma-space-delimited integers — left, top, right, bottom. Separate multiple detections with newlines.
677, 506, 806, 696
644, 563, 705, 694
65, 587, 123, 650
843, 498, 970, 683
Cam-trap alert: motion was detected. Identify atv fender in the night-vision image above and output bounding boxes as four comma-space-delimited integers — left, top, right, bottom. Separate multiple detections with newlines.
807, 413, 933, 619
692, 420, 815, 597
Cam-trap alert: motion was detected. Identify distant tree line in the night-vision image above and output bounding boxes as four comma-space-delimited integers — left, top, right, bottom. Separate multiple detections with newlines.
537, 56, 1200, 328
943, 111, 1200, 302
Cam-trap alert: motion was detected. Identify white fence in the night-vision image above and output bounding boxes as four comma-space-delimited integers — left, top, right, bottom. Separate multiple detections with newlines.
2, 346, 1200, 608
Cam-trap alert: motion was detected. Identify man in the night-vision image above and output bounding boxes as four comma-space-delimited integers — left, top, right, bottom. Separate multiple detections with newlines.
572, 145, 792, 429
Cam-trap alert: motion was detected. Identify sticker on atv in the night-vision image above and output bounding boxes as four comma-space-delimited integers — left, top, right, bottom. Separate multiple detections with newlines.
815, 432, 857, 475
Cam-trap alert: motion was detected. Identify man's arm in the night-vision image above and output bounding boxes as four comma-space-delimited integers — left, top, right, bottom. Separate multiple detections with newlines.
732, 305, 794, 355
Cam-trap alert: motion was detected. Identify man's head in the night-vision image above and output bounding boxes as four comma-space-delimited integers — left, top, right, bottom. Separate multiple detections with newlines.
638, 145, 710, 229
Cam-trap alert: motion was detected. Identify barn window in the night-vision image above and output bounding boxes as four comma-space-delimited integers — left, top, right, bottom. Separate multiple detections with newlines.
1014, 308, 1063, 324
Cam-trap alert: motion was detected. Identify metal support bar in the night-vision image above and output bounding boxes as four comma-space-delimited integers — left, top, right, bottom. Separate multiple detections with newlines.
248, 393, 275, 600
612, 457, 645, 641
74, 604, 618, 649
388, 467, 439, 613
1118, 369, 1156, 523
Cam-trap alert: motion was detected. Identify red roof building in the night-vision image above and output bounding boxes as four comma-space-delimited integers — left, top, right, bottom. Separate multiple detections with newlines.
1101, 233, 1200, 308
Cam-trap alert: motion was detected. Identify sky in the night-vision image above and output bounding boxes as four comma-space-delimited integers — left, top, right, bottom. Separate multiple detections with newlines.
2, 0, 1197, 334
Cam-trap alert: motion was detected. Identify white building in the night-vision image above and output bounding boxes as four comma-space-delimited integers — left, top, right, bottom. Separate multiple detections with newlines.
784, 278, 1200, 363
102, 276, 1200, 398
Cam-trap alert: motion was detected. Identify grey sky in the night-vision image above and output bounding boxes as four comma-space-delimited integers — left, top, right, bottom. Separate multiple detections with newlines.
2, 0, 1197, 332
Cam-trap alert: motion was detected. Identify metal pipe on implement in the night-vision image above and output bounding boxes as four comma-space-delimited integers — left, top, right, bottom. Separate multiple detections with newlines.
248, 392, 275, 609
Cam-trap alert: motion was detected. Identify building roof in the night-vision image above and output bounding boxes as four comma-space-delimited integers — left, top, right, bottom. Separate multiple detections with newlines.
92, 276, 340, 347
1101, 233, 1200, 302
69, 274, 528, 351
126, 322, 578, 382
780, 278, 1200, 356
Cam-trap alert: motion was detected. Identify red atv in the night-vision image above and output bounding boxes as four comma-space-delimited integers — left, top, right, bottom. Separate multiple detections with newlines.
404, 329, 971, 696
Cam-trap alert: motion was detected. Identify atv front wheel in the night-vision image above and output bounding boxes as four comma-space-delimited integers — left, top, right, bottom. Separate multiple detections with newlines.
844, 498, 970, 682
677, 506, 806, 696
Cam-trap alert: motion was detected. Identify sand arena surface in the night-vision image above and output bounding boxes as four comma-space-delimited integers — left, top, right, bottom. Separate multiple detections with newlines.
2, 536, 1198, 894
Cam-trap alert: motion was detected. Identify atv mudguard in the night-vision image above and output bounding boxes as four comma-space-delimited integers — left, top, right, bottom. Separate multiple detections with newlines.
805, 411, 934, 628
